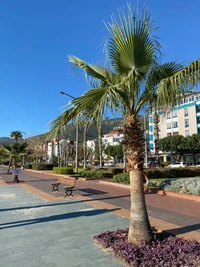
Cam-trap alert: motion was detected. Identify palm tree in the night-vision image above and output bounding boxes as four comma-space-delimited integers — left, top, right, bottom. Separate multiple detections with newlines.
10, 131, 22, 143
49, 4, 200, 244
3, 142, 28, 182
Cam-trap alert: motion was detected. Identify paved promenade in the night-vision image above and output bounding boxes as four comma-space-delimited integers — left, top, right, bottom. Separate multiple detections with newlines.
0, 166, 200, 266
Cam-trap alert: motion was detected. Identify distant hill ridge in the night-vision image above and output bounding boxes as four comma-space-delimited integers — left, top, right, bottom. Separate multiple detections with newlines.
0, 118, 125, 144
0, 137, 14, 145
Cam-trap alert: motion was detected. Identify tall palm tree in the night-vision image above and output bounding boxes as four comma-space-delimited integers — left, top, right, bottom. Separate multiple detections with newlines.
3, 142, 28, 182
49, 4, 200, 244
10, 131, 22, 143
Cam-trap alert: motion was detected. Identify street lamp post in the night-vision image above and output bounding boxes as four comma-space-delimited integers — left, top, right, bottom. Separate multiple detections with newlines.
21, 131, 26, 169
60, 91, 79, 173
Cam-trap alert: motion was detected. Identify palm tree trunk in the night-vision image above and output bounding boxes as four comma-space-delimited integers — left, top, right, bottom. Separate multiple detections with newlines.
123, 116, 152, 244
153, 112, 159, 165
98, 122, 103, 168
7, 155, 12, 174
51, 139, 54, 162
128, 170, 152, 243
57, 136, 60, 167
83, 123, 88, 169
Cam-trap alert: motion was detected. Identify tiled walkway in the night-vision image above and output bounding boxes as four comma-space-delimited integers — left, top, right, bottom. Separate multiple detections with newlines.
0, 166, 200, 266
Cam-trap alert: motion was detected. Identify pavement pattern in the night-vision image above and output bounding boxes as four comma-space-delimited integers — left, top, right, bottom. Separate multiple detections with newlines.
0, 166, 200, 266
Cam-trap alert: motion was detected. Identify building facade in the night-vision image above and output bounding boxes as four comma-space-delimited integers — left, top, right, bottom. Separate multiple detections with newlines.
148, 90, 200, 163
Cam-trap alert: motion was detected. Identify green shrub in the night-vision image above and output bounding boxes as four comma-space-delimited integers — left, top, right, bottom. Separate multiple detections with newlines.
110, 168, 124, 175
144, 168, 200, 179
53, 167, 74, 174
25, 164, 32, 169
113, 173, 129, 184
32, 164, 53, 170
160, 161, 170, 167
79, 170, 113, 178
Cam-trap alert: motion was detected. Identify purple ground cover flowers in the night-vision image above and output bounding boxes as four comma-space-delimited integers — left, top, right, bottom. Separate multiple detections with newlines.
94, 228, 200, 266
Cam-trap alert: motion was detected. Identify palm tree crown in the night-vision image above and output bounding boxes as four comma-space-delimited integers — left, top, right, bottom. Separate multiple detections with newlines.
10, 131, 23, 143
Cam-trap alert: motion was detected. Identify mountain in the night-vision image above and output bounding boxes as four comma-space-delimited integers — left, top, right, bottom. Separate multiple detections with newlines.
0, 137, 14, 145
60, 118, 124, 141
0, 117, 145, 144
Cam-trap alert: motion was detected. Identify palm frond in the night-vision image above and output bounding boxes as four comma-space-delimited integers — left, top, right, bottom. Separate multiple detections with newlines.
104, 3, 160, 76
157, 59, 200, 106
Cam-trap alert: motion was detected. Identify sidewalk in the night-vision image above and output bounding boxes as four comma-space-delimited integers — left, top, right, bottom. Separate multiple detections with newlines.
0, 166, 200, 266
0, 185, 127, 267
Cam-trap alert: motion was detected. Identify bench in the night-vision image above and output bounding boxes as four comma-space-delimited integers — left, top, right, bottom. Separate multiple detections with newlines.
51, 177, 76, 197
63, 178, 76, 197
51, 182, 60, 192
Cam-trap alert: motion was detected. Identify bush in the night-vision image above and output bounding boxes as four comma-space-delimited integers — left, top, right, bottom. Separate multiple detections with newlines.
163, 178, 200, 196
79, 170, 113, 178
160, 161, 170, 167
110, 168, 124, 175
113, 173, 129, 184
144, 167, 200, 179
53, 167, 74, 174
25, 164, 32, 169
32, 163, 53, 170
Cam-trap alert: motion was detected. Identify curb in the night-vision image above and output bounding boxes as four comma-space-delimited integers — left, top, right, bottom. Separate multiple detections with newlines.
22, 169, 200, 201
98, 180, 200, 201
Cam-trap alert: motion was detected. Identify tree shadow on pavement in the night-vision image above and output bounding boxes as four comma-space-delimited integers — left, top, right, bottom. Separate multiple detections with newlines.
0, 208, 121, 229
167, 223, 200, 235
0, 194, 130, 213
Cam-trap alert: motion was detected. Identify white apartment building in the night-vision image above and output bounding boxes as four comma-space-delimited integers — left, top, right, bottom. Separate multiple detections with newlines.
102, 128, 124, 146
148, 90, 200, 162
47, 138, 75, 163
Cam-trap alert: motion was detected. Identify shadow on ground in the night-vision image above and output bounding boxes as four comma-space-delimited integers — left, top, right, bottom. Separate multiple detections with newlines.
0, 208, 121, 229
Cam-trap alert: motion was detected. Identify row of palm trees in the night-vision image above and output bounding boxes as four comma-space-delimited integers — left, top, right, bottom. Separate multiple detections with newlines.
49, 4, 200, 244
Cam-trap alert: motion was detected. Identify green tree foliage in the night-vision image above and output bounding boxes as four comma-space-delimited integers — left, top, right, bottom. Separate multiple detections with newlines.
105, 144, 123, 162
3, 142, 28, 182
0, 147, 9, 164
10, 131, 23, 143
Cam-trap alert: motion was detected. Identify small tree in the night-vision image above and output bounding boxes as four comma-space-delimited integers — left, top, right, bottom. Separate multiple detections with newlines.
105, 144, 123, 163
3, 142, 28, 182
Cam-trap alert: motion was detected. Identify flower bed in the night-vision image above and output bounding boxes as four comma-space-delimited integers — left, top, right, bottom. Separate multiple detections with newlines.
94, 228, 200, 266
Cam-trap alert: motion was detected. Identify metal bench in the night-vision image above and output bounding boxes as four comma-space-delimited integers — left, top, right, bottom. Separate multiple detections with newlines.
51, 182, 60, 192
63, 178, 76, 197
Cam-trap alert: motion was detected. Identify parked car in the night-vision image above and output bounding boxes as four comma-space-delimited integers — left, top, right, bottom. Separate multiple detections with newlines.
104, 161, 115, 167
168, 162, 188, 168
148, 161, 158, 168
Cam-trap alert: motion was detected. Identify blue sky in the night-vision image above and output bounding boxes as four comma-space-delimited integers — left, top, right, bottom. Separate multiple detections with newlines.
0, 0, 199, 138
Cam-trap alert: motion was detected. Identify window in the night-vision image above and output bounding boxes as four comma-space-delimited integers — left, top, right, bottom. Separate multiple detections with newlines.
185, 130, 190, 136
184, 108, 188, 117
166, 112, 171, 119
173, 121, 178, 128
172, 110, 177, 118
185, 119, 189, 128
167, 123, 171, 129
167, 133, 172, 136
